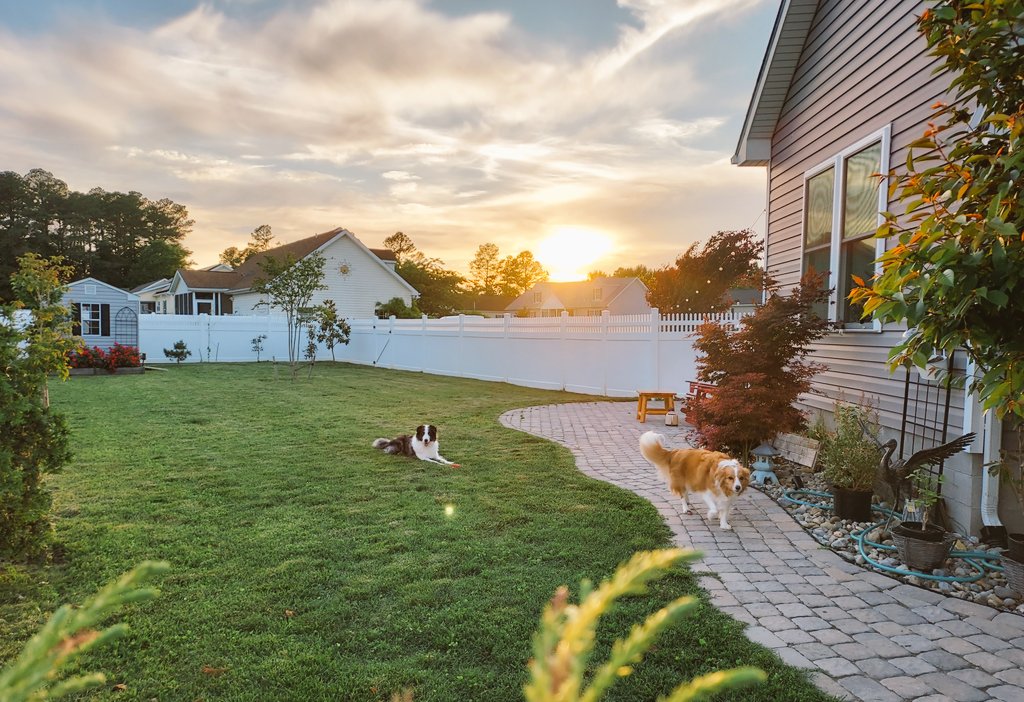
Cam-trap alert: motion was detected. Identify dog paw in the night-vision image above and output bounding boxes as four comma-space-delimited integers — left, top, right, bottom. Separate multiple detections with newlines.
707, 510, 718, 519
720, 523, 732, 531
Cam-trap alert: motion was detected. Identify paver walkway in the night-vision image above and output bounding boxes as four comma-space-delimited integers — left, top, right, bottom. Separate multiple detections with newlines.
501, 401, 1024, 702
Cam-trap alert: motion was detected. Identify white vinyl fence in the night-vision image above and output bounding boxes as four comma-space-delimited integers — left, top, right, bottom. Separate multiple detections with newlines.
139, 310, 748, 397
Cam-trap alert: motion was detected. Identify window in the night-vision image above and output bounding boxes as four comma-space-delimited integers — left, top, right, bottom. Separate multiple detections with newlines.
592, 288, 602, 301
140, 301, 156, 314
81, 303, 101, 335
78, 303, 109, 336
802, 126, 889, 328
533, 292, 542, 303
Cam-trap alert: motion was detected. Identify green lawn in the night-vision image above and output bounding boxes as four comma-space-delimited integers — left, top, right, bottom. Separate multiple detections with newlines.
1, 364, 832, 701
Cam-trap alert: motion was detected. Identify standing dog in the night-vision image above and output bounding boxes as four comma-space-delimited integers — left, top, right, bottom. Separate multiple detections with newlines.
638, 431, 749, 530
372, 424, 460, 467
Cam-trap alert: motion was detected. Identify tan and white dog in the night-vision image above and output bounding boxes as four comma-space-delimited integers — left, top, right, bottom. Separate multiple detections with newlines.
639, 431, 750, 530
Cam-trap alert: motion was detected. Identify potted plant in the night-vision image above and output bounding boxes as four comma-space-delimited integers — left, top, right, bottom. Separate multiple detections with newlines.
891, 469, 954, 572
819, 404, 880, 522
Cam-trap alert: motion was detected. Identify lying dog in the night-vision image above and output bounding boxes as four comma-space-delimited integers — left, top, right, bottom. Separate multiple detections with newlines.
638, 431, 749, 530
372, 424, 460, 467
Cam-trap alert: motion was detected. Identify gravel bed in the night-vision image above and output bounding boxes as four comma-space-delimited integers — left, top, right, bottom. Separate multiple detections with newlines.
756, 465, 1024, 615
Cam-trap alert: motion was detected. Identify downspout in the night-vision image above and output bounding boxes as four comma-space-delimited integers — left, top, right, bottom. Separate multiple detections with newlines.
967, 356, 1006, 543
980, 410, 1006, 544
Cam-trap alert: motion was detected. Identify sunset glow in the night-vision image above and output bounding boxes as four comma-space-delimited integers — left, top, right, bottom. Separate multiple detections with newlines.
536, 226, 615, 282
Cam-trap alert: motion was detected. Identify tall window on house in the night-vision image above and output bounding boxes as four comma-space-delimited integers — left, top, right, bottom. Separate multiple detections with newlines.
801, 127, 888, 328
840, 142, 883, 325
803, 167, 834, 320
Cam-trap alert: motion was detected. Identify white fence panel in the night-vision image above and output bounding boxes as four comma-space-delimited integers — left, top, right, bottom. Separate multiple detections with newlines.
139, 309, 750, 397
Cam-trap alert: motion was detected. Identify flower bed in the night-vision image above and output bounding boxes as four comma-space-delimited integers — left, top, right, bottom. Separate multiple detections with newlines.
757, 463, 1024, 615
67, 343, 143, 374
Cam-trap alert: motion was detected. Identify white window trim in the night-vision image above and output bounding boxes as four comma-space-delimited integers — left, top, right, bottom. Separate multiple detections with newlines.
81, 302, 101, 336
800, 124, 891, 332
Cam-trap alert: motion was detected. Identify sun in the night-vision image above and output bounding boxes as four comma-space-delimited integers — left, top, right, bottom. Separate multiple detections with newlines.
535, 226, 615, 282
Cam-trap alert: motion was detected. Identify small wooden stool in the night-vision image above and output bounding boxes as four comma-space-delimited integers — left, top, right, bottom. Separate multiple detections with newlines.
636, 391, 675, 422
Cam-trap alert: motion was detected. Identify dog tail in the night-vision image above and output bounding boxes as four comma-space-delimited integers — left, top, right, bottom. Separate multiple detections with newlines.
639, 431, 672, 466
371, 438, 389, 450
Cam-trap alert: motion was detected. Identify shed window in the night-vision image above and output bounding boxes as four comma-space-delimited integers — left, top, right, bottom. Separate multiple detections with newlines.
801, 126, 889, 328
79, 303, 110, 336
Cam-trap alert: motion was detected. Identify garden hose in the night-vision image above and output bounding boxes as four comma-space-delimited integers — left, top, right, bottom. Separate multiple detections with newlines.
780, 488, 1004, 583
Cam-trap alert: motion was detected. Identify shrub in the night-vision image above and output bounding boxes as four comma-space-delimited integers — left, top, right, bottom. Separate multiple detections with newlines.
163, 340, 191, 364
104, 343, 141, 372
685, 272, 831, 464
819, 403, 881, 492
1, 254, 76, 560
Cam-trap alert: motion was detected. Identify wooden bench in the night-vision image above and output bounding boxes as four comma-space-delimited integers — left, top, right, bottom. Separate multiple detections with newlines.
636, 391, 676, 422
773, 432, 821, 470
682, 381, 715, 424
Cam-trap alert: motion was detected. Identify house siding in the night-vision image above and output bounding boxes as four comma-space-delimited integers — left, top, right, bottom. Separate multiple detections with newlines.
764, 0, 989, 532
231, 236, 414, 318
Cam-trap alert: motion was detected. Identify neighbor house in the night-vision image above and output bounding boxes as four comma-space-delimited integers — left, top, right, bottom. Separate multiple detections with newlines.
161, 229, 415, 319
130, 278, 171, 314
506, 277, 650, 317
64, 278, 141, 350
733, 0, 1014, 534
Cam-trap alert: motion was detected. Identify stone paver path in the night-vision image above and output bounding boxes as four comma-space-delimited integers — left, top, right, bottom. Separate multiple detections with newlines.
501, 401, 1024, 702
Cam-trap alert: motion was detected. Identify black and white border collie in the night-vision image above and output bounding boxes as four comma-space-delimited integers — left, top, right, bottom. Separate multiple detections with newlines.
372, 424, 460, 467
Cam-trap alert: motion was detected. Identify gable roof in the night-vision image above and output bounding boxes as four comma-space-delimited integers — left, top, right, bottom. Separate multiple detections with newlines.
506, 277, 646, 311
178, 270, 241, 291
732, 0, 819, 166
130, 278, 171, 295
165, 228, 418, 298
66, 277, 140, 299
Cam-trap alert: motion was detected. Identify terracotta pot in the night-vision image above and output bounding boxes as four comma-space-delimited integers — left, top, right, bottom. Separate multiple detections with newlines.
832, 487, 873, 522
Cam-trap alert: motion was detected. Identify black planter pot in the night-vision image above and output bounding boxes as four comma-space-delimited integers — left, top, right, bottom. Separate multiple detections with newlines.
832, 487, 873, 522
1008, 532, 1024, 562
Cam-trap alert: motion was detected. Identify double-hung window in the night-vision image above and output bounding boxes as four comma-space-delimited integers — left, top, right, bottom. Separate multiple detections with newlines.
802, 126, 890, 328
81, 303, 102, 335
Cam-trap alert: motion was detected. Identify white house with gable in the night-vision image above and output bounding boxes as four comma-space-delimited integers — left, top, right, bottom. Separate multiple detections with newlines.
227, 228, 417, 318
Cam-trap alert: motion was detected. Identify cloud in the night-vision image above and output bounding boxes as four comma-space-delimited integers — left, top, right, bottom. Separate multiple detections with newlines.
0, 0, 770, 273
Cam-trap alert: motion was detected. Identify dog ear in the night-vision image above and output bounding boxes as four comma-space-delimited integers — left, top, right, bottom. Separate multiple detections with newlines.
416, 425, 425, 440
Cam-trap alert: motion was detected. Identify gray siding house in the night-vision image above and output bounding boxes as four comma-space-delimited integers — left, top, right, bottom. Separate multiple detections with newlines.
733, 0, 1015, 535
64, 278, 141, 350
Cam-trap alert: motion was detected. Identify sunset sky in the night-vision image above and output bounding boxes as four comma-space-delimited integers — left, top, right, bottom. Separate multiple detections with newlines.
0, 0, 774, 281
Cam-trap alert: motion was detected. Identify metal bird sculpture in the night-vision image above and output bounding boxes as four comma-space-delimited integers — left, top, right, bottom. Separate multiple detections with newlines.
857, 418, 976, 509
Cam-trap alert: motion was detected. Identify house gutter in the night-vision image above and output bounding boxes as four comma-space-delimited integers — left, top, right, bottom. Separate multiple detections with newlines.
980, 410, 1006, 543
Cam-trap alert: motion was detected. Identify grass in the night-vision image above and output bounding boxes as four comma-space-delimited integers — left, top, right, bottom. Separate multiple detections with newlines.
1, 363, 833, 701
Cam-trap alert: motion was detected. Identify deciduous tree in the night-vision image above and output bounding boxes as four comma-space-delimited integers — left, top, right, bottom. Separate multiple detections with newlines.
850, 0, 1024, 419
219, 224, 275, 268
497, 250, 547, 297
647, 230, 762, 313
685, 273, 831, 464
252, 252, 327, 378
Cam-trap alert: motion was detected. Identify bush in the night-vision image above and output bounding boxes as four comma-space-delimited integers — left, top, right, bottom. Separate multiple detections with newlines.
819, 403, 881, 492
163, 340, 191, 364
67, 344, 141, 372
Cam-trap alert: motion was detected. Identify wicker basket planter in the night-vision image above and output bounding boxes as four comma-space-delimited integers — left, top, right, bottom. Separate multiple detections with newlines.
891, 522, 954, 572
1005, 557, 1024, 597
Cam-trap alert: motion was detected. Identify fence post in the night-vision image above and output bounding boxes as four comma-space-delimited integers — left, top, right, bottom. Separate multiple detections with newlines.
560, 311, 568, 391
503, 313, 511, 383
420, 314, 427, 372
650, 308, 660, 391
601, 310, 610, 396
458, 313, 465, 378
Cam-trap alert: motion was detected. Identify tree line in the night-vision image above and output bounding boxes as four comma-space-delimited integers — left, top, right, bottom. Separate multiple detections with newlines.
0, 169, 192, 301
